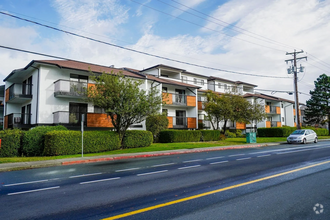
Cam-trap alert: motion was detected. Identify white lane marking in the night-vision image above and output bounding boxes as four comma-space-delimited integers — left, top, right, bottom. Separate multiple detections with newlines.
229, 154, 245, 157
151, 163, 175, 167
115, 167, 140, 172
257, 154, 271, 158
206, 156, 224, 160
80, 177, 120, 185
276, 148, 314, 155
236, 157, 251, 161
178, 165, 201, 170
4, 179, 49, 187
210, 160, 229, 165
69, 173, 102, 178
8, 186, 60, 196
137, 170, 168, 176
249, 144, 330, 155
183, 159, 203, 163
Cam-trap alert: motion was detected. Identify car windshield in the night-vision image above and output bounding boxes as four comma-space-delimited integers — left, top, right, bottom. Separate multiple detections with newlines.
292, 130, 305, 135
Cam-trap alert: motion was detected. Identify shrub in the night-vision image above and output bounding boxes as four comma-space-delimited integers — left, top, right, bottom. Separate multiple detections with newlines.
122, 130, 153, 148
312, 128, 328, 136
22, 125, 68, 156
146, 114, 169, 142
0, 129, 25, 157
159, 130, 201, 143
44, 130, 120, 156
257, 127, 296, 137
225, 130, 236, 138
219, 134, 227, 140
235, 129, 243, 137
200, 130, 220, 141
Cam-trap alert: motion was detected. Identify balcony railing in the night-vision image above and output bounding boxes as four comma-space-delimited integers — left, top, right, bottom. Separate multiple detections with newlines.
53, 111, 88, 125
172, 94, 186, 105
54, 80, 87, 98
6, 113, 31, 129
198, 120, 211, 129
265, 105, 280, 114
6, 83, 32, 103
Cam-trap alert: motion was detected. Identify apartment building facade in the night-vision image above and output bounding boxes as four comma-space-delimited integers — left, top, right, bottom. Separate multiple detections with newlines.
3, 60, 299, 131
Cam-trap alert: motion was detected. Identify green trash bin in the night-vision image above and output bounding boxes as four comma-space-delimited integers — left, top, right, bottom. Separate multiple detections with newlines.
246, 132, 257, 143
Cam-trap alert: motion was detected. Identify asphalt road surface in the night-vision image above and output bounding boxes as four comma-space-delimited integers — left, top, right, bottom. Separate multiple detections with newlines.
1, 141, 330, 220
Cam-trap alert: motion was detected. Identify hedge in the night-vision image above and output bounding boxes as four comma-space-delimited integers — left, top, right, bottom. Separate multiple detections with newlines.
44, 130, 120, 156
200, 130, 220, 141
257, 127, 296, 137
146, 114, 169, 142
122, 130, 153, 148
311, 128, 328, 136
0, 129, 25, 157
22, 125, 68, 156
159, 130, 201, 143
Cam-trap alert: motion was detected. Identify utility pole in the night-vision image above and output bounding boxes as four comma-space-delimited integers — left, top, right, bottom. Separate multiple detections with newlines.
285, 50, 307, 130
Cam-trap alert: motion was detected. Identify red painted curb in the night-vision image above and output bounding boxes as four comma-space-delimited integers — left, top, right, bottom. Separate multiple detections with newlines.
61, 144, 268, 166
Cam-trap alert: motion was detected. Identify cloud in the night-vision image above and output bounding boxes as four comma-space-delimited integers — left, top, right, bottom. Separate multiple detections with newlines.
171, 0, 207, 17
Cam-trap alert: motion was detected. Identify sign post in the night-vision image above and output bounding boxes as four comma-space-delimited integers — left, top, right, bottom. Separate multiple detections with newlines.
81, 114, 84, 157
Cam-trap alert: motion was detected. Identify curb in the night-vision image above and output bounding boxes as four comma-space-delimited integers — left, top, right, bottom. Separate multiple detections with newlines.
61, 143, 272, 165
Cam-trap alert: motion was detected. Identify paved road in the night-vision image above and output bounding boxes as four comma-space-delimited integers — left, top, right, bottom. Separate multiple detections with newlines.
1, 142, 330, 219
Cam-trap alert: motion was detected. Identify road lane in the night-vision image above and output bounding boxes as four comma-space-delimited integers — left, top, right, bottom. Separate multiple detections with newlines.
1, 142, 330, 219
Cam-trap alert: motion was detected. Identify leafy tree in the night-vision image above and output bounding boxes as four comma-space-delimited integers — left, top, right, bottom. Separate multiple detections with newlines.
87, 71, 162, 144
246, 99, 267, 131
304, 74, 330, 135
204, 91, 252, 134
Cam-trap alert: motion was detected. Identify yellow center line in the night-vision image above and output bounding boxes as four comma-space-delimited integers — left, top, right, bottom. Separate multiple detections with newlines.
103, 160, 330, 220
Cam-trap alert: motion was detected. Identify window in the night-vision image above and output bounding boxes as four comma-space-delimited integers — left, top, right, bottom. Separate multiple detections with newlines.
281, 104, 284, 108
94, 106, 105, 114
231, 86, 237, 93
162, 87, 168, 93
194, 78, 204, 85
201, 80, 204, 85
282, 117, 284, 122
161, 74, 168, 77
224, 84, 227, 90
266, 102, 271, 106
194, 78, 197, 84
181, 76, 188, 83
218, 83, 221, 88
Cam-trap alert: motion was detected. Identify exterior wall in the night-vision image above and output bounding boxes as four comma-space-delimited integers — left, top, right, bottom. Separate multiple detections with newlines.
181, 73, 208, 90
283, 102, 294, 126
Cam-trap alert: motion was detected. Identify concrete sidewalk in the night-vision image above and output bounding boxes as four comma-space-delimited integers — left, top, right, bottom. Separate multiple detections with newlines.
0, 142, 283, 172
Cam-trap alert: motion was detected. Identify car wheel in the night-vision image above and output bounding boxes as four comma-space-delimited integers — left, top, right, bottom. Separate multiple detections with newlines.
314, 137, 318, 143
302, 138, 307, 144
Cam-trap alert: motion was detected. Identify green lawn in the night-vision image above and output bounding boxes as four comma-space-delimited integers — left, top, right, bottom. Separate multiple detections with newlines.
0, 137, 292, 164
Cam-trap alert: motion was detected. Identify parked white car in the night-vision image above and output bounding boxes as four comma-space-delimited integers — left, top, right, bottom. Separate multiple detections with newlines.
287, 129, 318, 144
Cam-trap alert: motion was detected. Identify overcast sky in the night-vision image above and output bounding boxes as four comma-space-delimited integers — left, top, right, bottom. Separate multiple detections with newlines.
1, 0, 330, 103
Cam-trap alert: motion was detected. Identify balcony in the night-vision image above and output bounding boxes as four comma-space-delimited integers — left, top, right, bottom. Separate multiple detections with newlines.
53, 111, 114, 127
266, 121, 281, 128
5, 83, 32, 103
5, 113, 31, 129
265, 105, 280, 114
167, 116, 196, 129
54, 80, 88, 98
198, 101, 205, 110
162, 93, 196, 107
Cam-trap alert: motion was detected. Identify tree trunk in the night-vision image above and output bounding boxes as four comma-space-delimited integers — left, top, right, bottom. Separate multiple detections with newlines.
328, 114, 330, 136
223, 120, 228, 134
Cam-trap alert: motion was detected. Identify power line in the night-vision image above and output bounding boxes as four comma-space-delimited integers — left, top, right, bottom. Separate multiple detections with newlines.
0, 11, 290, 79
307, 53, 330, 68
130, 0, 286, 52
160, 0, 297, 51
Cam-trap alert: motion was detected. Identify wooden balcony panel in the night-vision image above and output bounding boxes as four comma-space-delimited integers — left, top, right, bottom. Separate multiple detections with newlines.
187, 117, 196, 129
5, 88, 9, 102
293, 109, 296, 116
187, 96, 196, 107
265, 105, 270, 113
198, 101, 203, 110
276, 107, 281, 114
277, 122, 282, 127
4, 115, 8, 129
236, 122, 246, 129
167, 116, 173, 128
266, 121, 271, 128
162, 93, 173, 105
87, 113, 114, 127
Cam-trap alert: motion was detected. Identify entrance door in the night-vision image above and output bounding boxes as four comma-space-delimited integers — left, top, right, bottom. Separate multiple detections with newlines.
175, 110, 186, 127
21, 106, 25, 125
69, 103, 87, 125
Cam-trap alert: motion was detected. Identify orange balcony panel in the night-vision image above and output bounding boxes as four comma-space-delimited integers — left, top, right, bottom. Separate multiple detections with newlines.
266, 121, 271, 128
293, 109, 296, 116
265, 105, 270, 113
187, 96, 196, 107
4, 115, 8, 129
5, 88, 9, 102
167, 116, 173, 128
277, 122, 282, 127
187, 117, 196, 129
236, 122, 246, 129
87, 113, 114, 127
294, 122, 297, 127
198, 101, 203, 110
162, 93, 172, 105
276, 107, 281, 114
